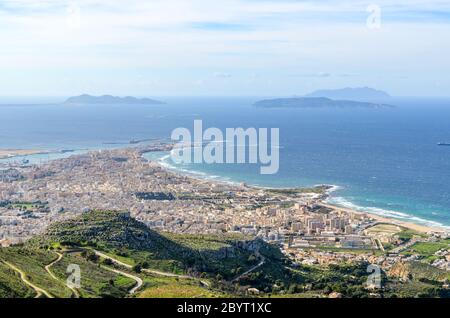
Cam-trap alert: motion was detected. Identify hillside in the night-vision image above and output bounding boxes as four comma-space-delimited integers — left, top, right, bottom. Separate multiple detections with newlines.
0, 210, 294, 298
34, 211, 179, 255
2, 211, 447, 298
31, 211, 280, 276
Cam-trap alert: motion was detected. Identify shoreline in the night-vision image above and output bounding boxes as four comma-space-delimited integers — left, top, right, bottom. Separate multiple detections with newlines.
320, 202, 446, 234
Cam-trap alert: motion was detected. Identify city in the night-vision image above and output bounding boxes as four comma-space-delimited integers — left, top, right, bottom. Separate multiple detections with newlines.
1, 145, 448, 283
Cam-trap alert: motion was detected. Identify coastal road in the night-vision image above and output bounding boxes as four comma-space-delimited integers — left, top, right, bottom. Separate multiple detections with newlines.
44, 251, 80, 298
2, 261, 53, 298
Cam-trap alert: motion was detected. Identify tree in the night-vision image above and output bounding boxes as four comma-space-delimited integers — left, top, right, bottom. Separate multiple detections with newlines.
247, 254, 257, 264
86, 251, 99, 263
133, 264, 142, 273
103, 258, 113, 266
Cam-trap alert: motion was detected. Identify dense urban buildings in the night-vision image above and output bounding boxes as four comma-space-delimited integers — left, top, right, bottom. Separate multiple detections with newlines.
1, 146, 448, 275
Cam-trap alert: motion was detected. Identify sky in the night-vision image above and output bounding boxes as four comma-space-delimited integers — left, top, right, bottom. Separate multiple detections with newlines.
0, 0, 450, 97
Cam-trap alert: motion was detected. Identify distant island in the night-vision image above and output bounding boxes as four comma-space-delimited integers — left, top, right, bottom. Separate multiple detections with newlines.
64, 94, 165, 105
254, 97, 394, 109
305, 87, 390, 100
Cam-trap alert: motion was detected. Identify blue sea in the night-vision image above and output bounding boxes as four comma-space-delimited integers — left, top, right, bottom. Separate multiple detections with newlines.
1, 96, 450, 229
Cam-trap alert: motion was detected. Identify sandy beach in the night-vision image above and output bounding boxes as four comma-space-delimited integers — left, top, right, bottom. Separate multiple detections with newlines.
0, 149, 47, 160
143, 148, 449, 235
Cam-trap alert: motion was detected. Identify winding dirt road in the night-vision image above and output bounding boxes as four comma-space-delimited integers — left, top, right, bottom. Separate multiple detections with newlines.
100, 265, 143, 295
44, 251, 80, 298
93, 250, 210, 288
90, 250, 143, 294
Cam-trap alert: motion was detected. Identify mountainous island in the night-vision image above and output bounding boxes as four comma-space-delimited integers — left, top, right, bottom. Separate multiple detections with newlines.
305, 87, 391, 100
64, 94, 165, 105
254, 97, 394, 109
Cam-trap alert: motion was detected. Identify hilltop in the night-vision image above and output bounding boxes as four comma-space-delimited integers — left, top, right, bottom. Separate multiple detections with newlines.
64, 94, 165, 105
34, 211, 179, 255
31, 210, 276, 274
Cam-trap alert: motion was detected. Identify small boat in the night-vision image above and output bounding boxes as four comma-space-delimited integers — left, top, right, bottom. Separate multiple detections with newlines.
437, 142, 450, 146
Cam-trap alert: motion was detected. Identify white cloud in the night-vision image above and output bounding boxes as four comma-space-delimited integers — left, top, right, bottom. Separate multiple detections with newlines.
0, 0, 449, 96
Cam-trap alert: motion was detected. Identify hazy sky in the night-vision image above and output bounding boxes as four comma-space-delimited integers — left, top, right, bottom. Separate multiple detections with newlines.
1, 0, 449, 97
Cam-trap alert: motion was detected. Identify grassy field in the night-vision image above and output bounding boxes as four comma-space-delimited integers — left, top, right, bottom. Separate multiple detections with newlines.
51, 251, 136, 298
0, 261, 36, 298
138, 275, 222, 298
264, 186, 329, 196
407, 241, 450, 257
396, 228, 427, 241
365, 224, 426, 243
2, 210, 447, 298
0, 247, 72, 298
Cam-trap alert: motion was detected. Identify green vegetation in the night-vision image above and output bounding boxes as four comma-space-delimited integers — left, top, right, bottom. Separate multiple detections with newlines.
396, 228, 427, 242
0, 261, 35, 298
31, 211, 285, 281
410, 242, 448, 255
0, 210, 292, 298
385, 261, 450, 297
138, 275, 223, 298
50, 252, 135, 298
0, 247, 72, 298
302, 246, 378, 254
403, 241, 450, 258
385, 280, 450, 298
0, 200, 48, 212
1, 210, 448, 298
264, 185, 330, 196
